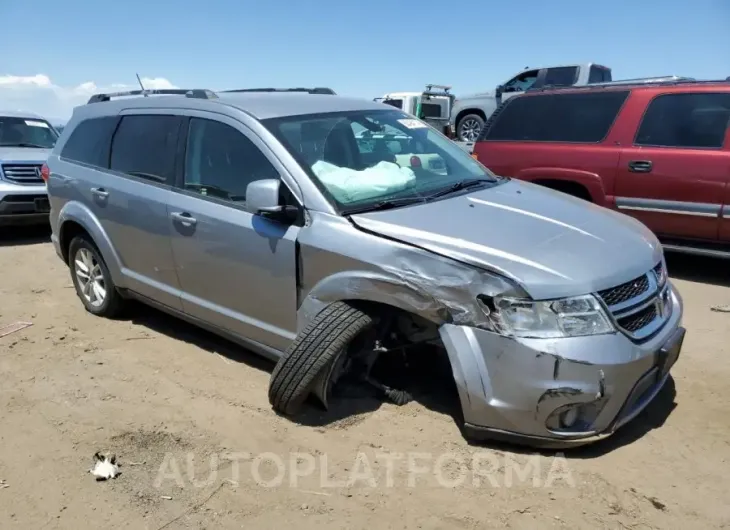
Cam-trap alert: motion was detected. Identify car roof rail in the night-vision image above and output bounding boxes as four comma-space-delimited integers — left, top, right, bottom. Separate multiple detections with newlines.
87, 89, 218, 104
221, 87, 336, 95
527, 77, 730, 93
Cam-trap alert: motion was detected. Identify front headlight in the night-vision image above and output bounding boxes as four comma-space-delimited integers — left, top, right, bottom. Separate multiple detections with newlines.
479, 294, 615, 339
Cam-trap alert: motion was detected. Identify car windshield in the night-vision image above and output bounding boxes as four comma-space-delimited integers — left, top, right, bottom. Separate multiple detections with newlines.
263, 109, 503, 213
0, 116, 59, 148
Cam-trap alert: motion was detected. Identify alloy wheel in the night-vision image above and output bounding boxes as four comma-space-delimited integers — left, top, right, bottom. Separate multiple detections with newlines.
74, 248, 106, 308
460, 119, 482, 142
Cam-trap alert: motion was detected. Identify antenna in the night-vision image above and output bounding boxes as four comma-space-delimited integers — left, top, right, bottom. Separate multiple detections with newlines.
135, 73, 149, 97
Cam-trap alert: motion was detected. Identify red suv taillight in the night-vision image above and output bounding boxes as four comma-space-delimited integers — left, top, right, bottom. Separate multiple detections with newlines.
41, 163, 50, 183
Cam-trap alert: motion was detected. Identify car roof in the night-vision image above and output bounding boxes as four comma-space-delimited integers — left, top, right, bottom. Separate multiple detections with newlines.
217, 92, 391, 119
71, 92, 392, 121
0, 109, 49, 120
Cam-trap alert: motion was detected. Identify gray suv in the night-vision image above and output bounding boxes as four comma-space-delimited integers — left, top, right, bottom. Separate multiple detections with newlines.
46, 88, 685, 448
0, 111, 58, 226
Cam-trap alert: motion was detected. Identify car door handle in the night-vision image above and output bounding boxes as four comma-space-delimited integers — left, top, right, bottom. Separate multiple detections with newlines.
91, 187, 109, 199
170, 211, 197, 226
628, 160, 653, 173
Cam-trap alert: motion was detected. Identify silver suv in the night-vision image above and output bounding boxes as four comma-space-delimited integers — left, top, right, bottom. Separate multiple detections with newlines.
0, 111, 58, 226
46, 88, 685, 448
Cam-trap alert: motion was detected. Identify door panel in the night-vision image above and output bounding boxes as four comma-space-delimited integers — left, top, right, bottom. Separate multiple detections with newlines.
168, 193, 299, 351
614, 148, 725, 240
85, 172, 183, 309
86, 112, 184, 310
167, 113, 300, 352
613, 92, 730, 242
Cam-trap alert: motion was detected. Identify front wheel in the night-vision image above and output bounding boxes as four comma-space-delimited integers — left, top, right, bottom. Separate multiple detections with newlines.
268, 302, 374, 416
68, 236, 125, 318
457, 114, 485, 142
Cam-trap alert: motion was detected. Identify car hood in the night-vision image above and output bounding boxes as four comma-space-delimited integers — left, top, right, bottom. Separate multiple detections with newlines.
0, 147, 52, 163
349, 179, 662, 300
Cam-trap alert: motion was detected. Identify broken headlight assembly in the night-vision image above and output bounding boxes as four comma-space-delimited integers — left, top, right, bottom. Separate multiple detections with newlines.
478, 294, 615, 339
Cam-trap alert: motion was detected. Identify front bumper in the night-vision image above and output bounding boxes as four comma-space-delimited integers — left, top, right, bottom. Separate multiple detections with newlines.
439, 283, 684, 448
0, 182, 49, 226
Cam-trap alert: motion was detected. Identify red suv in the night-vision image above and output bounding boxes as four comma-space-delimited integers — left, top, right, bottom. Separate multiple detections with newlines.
472, 80, 730, 257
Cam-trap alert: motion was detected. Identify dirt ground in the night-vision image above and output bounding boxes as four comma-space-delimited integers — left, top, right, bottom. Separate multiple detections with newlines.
1, 227, 729, 530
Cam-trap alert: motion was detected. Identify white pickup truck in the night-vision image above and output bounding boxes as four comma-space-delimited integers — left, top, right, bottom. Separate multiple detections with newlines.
449, 63, 614, 141
377, 64, 613, 144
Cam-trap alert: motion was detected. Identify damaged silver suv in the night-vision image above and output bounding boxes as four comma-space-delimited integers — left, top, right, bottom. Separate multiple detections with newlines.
45, 87, 685, 448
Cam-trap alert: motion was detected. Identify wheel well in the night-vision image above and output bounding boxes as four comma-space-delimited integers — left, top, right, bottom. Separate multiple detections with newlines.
455, 108, 486, 127
59, 221, 91, 264
340, 299, 459, 411
532, 179, 593, 202
343, 300, 443, 347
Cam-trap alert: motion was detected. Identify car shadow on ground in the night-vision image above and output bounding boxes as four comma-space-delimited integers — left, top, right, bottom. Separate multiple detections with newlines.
474, 377, 678, 459
666, 252, 730, 288
0, 225, 51, 247
290, 345, 464, 429
119, 303, 463, 430
123, 302, 276, 375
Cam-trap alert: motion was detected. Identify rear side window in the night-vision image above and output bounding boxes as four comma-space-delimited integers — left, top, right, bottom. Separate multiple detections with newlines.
60, 116, 117, 167
110, 115, 181, 183
635, 93, 730, 149
484, 91, 629, 143
544, 67, 579, 87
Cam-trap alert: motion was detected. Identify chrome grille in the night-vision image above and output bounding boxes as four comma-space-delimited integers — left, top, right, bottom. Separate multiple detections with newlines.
597, 261, 671, 342
597, 274, 650, 307
617, 304, 658, 332
1, 164, 43, 184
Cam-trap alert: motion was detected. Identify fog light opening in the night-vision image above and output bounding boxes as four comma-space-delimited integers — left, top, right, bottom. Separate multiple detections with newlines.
560, 406, 580, 428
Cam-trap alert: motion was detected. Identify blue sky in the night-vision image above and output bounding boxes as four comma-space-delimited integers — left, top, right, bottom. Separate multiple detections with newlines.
1, 0, 729, 119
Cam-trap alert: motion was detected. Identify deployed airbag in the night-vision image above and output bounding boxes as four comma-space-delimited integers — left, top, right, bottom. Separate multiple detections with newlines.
312, 160, 416, 203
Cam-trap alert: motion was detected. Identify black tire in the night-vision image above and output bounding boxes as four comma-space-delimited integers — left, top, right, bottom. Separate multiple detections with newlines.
457, 113, 485, 142
269, 302, 373, 416
68, 235, 125, 318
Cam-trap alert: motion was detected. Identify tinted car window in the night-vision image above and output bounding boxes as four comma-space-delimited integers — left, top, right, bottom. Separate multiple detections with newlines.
544, 67, 579, 87
110, 115, 180, 182
184, 118, 279, 203
484, 91, 629, 143
589, 66, 611, 83
635, 93, 730, 149
60, 116, 117, 167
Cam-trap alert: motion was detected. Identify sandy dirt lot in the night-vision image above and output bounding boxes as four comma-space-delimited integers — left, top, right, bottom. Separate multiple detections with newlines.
1, 227, 729, 529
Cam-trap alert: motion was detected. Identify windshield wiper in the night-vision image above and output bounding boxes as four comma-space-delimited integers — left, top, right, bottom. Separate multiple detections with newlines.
0, 142, 50, 148
342, 196, 426, 215
426, 178, 495, 200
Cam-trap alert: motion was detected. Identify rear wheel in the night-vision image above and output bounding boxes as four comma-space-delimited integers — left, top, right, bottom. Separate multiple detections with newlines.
268, 302, 374, 416
68, 236, 125, 318
457, 114, 485, 142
